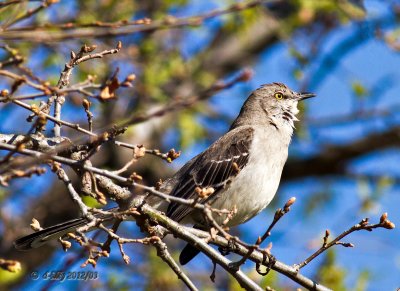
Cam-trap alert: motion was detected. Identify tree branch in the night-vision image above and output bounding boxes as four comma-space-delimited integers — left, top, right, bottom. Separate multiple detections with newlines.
0, 0, 269, 42
284, 126, 400, 179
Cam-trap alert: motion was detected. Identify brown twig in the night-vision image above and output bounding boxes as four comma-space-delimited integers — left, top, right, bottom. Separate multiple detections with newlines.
0, 166, 46, 186
0, 136, 30, 165
151, 237, 198, 291
0, 0, 31, 9
295, 214, 396, 269
82, 99, 93, 132
51, 42, 122, 137
258, 197, 296, 245
1, 0, 56, 30
0, 0, 268, 41
0, 45, 24, 68
0, 80, 101, 102
112, 157, 137, 175
122, 68, 253, 127
229, 197, 296, 270
145, 148, 181, 163
50, 162, 91, 218
0, 69, 47, 92
11, 98, 98, 137
100, 219, 122, 254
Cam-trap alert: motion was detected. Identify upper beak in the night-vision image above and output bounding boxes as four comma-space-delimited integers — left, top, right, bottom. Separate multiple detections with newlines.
297, 92, 316, 101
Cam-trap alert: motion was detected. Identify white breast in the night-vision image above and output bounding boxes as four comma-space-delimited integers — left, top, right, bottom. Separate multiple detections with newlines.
210, 127, 289, 226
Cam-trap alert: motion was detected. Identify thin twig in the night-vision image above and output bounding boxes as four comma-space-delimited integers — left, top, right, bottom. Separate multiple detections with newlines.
295, 215, 395, 269
151, 237, 199, 291
0, 166, 46, 186
11, 98, 97, 137
50, 162, 91, 218
258, 197, 296, 245
82, 99, 93, 132
122, 69, 252, 127
112, 157, 137, 175
0, 80, 100, 102
52, 42, 122, 137
229, 197, 296, 270
0, 69, 47, 91
0, 0, 36, 9
0, 0, 269, 41
1, 0, 54, 30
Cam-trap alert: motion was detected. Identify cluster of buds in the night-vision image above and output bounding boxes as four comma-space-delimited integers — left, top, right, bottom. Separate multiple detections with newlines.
81, 258, 97, 268
149, 148, 181, 163
379, 212, 395, 229
133, 145, 146, 159
0, 89, 9, 99
59, 238, 72, 251
195, 186, 215, 199
166, 148, 181, 163
121, 74, 136, 88
128, 172, 143, 182
131, 17, 152, 25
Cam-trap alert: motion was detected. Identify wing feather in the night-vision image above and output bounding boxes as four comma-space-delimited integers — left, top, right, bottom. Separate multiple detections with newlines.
166, 126, 254, 222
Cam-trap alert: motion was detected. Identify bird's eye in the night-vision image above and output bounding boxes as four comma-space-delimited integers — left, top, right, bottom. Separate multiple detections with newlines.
274, 92, 283, 100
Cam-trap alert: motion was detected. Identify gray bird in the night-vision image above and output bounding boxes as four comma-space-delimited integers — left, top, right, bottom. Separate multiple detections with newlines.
14, 82, 315, 265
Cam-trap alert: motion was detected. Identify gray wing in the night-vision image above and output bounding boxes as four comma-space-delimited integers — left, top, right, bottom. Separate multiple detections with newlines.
166, 126, 254, 222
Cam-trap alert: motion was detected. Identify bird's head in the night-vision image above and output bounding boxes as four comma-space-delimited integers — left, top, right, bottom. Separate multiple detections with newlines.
231, 82, 316, 130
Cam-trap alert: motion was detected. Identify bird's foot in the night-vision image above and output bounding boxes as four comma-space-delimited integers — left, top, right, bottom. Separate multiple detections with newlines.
256, 251, 276, 276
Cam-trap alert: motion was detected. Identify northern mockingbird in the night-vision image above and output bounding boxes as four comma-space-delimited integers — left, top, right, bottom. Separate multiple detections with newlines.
14, 82, 315, 265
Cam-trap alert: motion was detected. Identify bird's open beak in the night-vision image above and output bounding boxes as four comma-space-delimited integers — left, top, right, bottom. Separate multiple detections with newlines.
297, 92, 316, 101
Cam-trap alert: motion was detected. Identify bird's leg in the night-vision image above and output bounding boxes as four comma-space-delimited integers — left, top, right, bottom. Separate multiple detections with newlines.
218, 235, 238, 256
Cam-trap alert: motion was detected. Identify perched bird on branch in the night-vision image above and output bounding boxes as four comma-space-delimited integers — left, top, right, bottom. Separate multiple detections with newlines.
14, 83, 316, 265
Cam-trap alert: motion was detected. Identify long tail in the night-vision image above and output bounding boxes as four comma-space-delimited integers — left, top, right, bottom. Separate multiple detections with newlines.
14, 210, 116, 251
179, 224, 204, 265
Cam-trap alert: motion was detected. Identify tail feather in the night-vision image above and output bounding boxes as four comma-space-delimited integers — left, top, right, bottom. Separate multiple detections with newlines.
14, 217, 88, 250
178, 225, 204, 265
179, 244, 200, 265
14, 209, 116, 251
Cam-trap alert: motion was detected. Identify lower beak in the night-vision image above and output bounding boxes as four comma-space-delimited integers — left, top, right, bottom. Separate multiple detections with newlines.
298, 92, 316, 101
